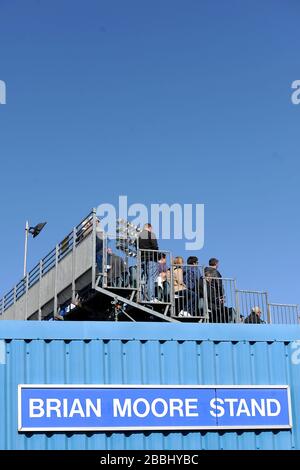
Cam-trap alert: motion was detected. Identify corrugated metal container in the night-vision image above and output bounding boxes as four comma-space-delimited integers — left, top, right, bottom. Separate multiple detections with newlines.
0, 321, 300, 450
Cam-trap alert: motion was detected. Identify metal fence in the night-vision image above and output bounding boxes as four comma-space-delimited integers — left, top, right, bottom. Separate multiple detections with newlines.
106, 251, 136, 289
268, 303, 300, 324
2, 289, 14, 311
0, 211, 94, 316
137, 249, 173, 308
1, 210, 299, 325
169, 263, 206, 320
205, 277, 239, 323
75, 213, 94, 245
236, 289, 270, 324
94, 232, 134, 290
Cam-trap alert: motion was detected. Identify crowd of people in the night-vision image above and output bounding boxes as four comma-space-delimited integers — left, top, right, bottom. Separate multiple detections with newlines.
92, 222, 264, 324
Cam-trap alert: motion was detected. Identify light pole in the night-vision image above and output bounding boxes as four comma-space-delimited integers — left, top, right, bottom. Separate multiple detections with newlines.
23, 221, 47, 277
23, 221, 29, 278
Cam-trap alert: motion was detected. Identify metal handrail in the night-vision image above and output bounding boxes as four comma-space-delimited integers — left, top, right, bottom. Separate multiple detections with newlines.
0, 210, 299, 324
268, 302, 300, 325
236, 289, 268, 294
0, 210, 94, 315
268, 302, 299, 307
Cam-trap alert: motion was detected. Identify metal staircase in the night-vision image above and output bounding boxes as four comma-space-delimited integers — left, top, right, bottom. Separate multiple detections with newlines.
0, 209, 299, 324
0, 210, 178, 322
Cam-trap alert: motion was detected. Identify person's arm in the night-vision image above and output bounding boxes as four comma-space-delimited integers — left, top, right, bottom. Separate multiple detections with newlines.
178, 268, 185, 289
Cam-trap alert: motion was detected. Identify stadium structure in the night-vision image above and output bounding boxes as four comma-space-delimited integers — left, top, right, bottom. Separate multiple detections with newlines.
0, 209, 299, 451
0, 209, 298, 325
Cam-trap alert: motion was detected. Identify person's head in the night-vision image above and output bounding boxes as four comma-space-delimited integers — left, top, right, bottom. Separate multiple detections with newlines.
107, 247, 113, 255
187, 256, 198, 266
143, 223, 152, 232
158, 253, 167, 264
173, 256, 184, 266
252, 306, 261, 316
209, 258, 219, 268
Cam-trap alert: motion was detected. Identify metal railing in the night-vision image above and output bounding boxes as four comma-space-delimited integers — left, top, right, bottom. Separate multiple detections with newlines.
236, 290, 269, 324
137, 249, 173, 309
2, 289, 14, 311
268, 303, 300, 325
101, 238, 138, 290
1, 209, 299, 325
75, 214, 93, 245
170, 264, 206, 319
0, 211, 94, 316
205, 277, 239, 323
16, 279, 26, 300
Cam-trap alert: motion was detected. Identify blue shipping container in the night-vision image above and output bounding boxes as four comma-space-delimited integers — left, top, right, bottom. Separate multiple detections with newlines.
0, 321, 300, 450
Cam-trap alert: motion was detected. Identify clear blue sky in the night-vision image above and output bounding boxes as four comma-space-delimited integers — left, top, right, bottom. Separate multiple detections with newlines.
0, 0, 299, 304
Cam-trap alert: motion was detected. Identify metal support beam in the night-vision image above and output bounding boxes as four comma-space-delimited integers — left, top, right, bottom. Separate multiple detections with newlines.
91, 208, 97, 289
25, 273, 29, 320
94, 285, 179, 323
13, 286, 16, 319
72, 227, 76, 302
54, 244, 59, 318
23, 221, 29, 277
38, 260, 42, 321
266, 292, 271, 324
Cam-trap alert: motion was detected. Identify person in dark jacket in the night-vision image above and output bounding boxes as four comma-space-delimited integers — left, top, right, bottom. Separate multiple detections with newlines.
204, 258, 222, 275
204, 258, 223, 297
183, 256, 204, 316
244, 306, 264, 324
107, 248, 126, 287
138, 223, 159, 259
138, 224, 159, 301
204, 258, 226, 322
